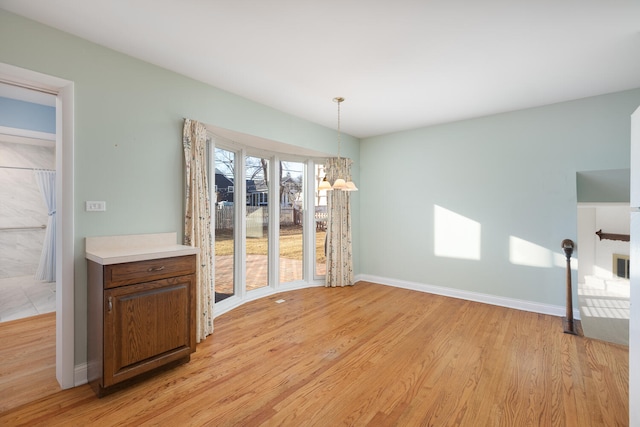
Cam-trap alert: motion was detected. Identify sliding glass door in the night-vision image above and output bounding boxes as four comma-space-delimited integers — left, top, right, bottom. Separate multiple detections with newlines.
314, 163, 327, 278
279, 161, 305, 284
245, 155, 269, 292
209, 136, 325, 306
213, 147, 236, 303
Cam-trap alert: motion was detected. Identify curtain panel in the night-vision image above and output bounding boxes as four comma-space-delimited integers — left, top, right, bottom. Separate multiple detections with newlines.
183, 119, 214, 342
34, 170, 56, 282
325, 157, 354, 287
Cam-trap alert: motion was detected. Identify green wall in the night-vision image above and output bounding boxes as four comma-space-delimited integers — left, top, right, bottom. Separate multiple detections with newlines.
361, 89, 640, 306
0, 10, 360, 364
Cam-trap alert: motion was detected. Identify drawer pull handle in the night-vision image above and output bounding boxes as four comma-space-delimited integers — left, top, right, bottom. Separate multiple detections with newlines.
147, 265, 166, 272
108, 296, 112, 313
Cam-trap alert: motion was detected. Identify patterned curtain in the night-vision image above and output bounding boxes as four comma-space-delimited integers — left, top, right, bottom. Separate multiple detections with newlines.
183, 119, 214, 342
325, 157, 354, 287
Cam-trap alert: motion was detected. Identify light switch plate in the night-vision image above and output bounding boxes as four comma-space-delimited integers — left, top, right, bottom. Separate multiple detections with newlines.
86, 201, 106, 212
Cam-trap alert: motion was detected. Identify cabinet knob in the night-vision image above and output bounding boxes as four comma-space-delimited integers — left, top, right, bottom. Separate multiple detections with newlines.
147, 265, 166, 272
108, 296, 112, 313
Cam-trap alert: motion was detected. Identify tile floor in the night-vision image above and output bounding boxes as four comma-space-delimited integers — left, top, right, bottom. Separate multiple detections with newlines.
0, 275, 55, 322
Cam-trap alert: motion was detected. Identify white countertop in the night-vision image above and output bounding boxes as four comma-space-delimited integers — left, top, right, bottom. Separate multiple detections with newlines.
85, 232, 200, 265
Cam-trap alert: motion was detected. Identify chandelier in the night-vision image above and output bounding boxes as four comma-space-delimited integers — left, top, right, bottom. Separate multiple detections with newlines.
318, 97, 358, 191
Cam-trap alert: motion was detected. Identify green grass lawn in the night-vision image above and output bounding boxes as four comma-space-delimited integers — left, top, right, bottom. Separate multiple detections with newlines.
214, 225, 326, 264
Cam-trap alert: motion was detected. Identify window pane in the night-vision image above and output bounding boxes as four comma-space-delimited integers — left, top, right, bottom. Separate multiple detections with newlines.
279, 161, 304, 284
246, 155, 269, 290
214, 148, 235, 302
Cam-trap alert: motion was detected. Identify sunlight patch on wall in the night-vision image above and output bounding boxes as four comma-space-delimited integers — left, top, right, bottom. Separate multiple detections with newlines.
554, 252, 578, 270
509, 236, 555, 268
434, 205, 481, 260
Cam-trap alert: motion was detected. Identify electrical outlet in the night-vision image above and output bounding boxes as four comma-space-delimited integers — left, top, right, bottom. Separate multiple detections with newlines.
86, 201, 106, 212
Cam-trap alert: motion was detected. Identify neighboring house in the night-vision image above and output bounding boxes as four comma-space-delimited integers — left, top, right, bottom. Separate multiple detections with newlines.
214, 168, 234, 205
217, 171, 292, 208
215, 169, 268, 207
246, 179, 268, 206
280, 173, 302, 208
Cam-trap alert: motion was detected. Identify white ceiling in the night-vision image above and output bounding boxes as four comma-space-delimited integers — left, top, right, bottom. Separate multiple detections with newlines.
1, 0, 639, 138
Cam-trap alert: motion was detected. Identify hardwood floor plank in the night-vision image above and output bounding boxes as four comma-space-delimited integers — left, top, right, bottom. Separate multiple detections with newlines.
0, 282, 628, 426
0, 312, 59, 413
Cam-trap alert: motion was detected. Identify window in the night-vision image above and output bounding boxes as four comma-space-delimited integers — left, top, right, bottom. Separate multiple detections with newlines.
613, 254, 630, 279
279, 161, 305, 284
245, 155, 269, 291
213, 147, 236, 302
207, 132, 327, 308
314, 164, 328, 278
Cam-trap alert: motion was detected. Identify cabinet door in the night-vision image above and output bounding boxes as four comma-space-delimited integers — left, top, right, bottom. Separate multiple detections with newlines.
103, 275, 195, 387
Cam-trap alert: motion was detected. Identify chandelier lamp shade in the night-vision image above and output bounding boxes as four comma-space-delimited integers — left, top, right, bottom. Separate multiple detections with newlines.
319, 97, 358, 192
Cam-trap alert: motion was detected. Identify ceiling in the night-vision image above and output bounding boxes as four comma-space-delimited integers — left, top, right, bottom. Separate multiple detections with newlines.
1, 0, 640, 138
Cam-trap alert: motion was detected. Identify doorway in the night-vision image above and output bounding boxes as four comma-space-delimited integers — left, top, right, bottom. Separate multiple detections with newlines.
213, 146, 236, 302
576, 169, 631, 346
0, 83, 56, 322
577, 203, 630, 346
0, 62, 75, 389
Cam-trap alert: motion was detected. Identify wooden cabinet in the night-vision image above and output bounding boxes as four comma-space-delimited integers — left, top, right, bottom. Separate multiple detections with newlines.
87, 254, 196, 396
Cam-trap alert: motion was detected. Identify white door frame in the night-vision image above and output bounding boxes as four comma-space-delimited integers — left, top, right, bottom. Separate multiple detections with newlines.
0, 62, 75, 389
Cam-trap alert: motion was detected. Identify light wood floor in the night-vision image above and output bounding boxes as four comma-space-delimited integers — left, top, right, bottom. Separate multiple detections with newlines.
0, 312, 59, 413
0, 282, 628, 426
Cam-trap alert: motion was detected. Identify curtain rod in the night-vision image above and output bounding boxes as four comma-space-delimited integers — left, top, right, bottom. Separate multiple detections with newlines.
0, 78, 58, 96
0, 225, 46, 231
0, 165, 55, 171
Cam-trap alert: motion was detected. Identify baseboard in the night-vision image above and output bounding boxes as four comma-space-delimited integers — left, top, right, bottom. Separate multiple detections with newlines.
355, 274, 581, 320
74, 363, 88, 386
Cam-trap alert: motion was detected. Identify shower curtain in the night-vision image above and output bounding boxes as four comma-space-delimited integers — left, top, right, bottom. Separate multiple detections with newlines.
34, 170, 56, 282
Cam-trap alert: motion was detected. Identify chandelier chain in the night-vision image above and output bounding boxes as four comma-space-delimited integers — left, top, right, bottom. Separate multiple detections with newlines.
334, 96, 344, 159
337, 100, 341, 158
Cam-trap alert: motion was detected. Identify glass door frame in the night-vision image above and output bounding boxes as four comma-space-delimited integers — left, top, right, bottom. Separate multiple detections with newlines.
276, 156, 310, 287
244, 149, 275, 299
208, 137, 244, 311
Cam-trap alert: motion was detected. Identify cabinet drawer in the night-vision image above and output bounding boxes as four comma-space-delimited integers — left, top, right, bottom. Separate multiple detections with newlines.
104, 255, 196, 288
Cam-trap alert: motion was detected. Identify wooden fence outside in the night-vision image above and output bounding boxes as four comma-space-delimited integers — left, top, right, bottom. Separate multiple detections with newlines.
214, 206, 325, 230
